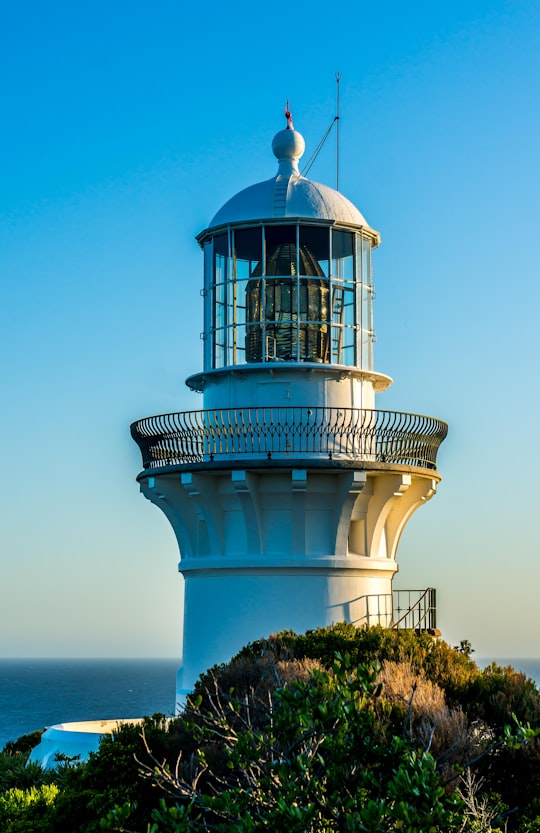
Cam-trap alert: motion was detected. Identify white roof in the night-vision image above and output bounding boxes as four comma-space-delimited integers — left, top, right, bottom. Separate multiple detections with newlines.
207, 125, 372, 231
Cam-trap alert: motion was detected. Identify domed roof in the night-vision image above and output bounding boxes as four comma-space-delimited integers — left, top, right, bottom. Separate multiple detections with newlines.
205, 115, 373, 232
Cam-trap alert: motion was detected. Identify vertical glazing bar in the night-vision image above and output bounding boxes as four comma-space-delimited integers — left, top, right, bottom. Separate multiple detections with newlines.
226, 226, 232, 367
367, 237, 374, 369
353, 232, 363, 367
262, 224, 266, 364
231, 228, 237, 366
355, 231, 362, 370
329, 227, 334, 363
295, 223, 300, 362
203, 240, 213, 371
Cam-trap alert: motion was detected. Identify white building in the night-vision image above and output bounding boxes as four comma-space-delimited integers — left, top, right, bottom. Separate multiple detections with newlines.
29, 719, 145, 769
131, 112, 447, 705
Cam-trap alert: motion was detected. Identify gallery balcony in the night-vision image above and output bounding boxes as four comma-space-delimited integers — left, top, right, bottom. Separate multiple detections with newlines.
131, 406, 447, 473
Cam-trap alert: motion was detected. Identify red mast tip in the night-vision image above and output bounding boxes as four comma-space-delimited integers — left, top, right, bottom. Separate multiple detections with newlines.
284, 100, 294, 130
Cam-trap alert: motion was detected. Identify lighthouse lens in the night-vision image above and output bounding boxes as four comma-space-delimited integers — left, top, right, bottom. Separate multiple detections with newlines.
244, 224, 330, 363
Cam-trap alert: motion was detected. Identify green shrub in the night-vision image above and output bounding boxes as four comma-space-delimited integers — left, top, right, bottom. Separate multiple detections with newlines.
0, 783, 59, 832
1, 731, 43, 757
47, 714, 175, 833
234, 624, 481, 703
125, 657, 462, 833
0, 751, 51, 792
198, 626, 540, 829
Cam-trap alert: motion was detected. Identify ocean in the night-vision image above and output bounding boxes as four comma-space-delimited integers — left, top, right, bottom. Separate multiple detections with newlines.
0, 658, 179, 750
1, 657, 539, 753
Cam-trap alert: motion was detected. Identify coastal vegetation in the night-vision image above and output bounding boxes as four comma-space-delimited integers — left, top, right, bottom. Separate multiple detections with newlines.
2, 626, 540, 832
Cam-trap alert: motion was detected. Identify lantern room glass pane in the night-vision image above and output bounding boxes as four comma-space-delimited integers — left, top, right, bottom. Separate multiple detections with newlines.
342, 284, 355, 329
264, 226, 297, 275
212, 235, 229, 368
203, 241, 213, 370
299, 226, 329, 277
214, 328, 225, 368
332, 230, 354, 280
213, 234, 228, 284
236, 279, 247, 327
361, 235, 374, 369
360, 285, 374, 369
215, 281, 225, 330
264, 279, 297, 361
330, 326, 340, 364
298, 277, 330, 362
361, 330, 372, 368
342, 342, 355, 365
234, 228, 262, 279
232, 325, 246, 365
331, 280, 355, 365
361, 285, 372, 334
361, 234, 372, 288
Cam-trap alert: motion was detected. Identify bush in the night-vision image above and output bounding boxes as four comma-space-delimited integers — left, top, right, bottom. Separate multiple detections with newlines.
0, 751, 51, 792
49, 714, 174, 833
1, 732, 43, 757
377, 660, 480, 776
197, 626, 540, 829
0, 784, 59, 833
234, 624, 480, 703
125, 657, 462, 833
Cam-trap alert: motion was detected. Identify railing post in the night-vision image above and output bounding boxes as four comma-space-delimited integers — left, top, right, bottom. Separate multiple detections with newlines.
429, 587, 437, 630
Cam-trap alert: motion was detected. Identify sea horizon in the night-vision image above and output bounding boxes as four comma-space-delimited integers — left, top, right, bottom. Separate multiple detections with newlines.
0, 657, 180, 750
1, 656, 539, 753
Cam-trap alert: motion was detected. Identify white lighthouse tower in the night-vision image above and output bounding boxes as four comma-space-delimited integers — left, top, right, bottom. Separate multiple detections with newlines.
131, 111, 447, 702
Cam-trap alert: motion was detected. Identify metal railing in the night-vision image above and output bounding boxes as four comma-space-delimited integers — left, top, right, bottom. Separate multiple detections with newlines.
392, 588, 437, 631
131, 407, 447, 471
352, 588, 437, 631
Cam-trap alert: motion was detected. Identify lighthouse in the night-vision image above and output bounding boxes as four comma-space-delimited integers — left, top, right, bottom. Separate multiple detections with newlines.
131, 110, 447, 702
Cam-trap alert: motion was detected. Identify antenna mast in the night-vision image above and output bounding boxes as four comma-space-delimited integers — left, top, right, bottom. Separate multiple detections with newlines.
336, 71, 341, 191
300, 73, 343, 180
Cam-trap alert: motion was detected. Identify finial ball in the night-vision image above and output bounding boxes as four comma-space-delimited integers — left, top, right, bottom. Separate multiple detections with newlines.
272, 129, 305, 162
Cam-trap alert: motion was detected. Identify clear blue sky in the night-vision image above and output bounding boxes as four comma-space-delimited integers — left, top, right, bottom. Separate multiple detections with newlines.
1, 0, 539, 659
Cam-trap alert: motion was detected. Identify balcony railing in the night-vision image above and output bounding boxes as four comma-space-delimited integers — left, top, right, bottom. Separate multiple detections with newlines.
131, 407, 447, 471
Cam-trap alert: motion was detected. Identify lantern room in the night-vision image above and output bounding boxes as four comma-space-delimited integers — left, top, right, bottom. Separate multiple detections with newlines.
194, 122, 381, 382
198, 221, 378, 370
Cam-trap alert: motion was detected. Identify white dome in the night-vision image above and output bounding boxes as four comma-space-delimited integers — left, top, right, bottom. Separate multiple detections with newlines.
210, 176, 368, 227
207, 125, 371, 230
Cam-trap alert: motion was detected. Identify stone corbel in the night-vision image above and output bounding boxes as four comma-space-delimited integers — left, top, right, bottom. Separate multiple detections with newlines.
385, 477, 438, 561
181, 472, 224, 557
140, 475, 197, 559
333, 471, 368, 555
365, 474, 412, 559
231, 470, 263, 556
291, 470, 307, 556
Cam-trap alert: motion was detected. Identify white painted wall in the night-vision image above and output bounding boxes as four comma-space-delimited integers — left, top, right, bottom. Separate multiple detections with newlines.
141, 466, 438, 701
